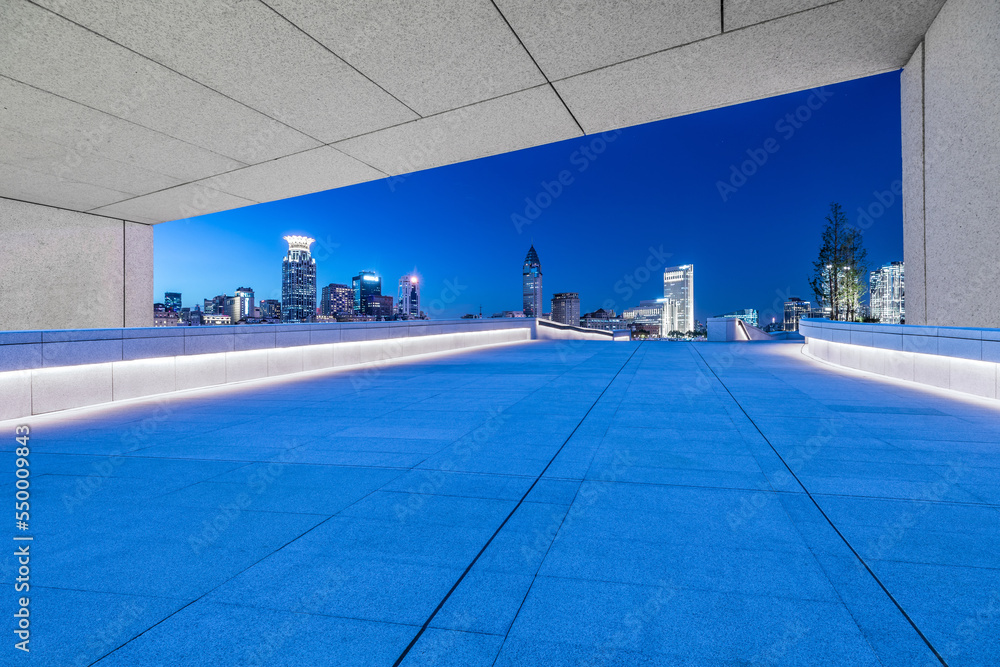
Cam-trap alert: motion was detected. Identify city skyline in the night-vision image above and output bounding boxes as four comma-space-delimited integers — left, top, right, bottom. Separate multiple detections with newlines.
155, 73, 905, 322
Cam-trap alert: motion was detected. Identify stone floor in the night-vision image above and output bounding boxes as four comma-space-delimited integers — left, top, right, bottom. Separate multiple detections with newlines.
4, 340, 999, 666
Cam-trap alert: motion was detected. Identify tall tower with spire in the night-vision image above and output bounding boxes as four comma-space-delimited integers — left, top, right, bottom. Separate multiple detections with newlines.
522, 245, 543, 318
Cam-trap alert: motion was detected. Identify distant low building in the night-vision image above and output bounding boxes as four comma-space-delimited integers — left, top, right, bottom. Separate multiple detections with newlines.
259, 299, 281, 320
364, 294, 394, 320
716, 308, 758, 327
202, 314, 232, 325
580, 308, 623, 332
623, 300, 669, 338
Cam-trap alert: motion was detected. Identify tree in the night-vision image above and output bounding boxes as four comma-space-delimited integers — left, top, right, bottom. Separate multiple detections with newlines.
809, 203, 869, 321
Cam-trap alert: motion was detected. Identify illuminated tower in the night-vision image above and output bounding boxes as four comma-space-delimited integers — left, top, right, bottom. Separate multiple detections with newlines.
398, 274, 420, 319
663, 264, 694, 333
281, 235, 316, 322
352, 270, 381, 316
522, 245, 543, 318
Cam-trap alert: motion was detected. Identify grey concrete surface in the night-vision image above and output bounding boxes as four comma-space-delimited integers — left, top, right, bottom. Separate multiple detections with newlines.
1, 0, 945, 223
4, 341, 998, 665
0, 198, 139, 331
920, 0, 1000, 328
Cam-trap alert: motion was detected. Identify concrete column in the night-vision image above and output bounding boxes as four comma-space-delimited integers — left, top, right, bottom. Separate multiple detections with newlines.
902, 0, 1000, 327
0, 197, 153, 330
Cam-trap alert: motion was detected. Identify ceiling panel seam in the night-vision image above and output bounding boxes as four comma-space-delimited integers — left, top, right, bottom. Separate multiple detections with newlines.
549, 0, 850, 84
0, 73, 248, 172
258, 0, 423, 119
23, 0, 332, 146
486, 0, 586, 136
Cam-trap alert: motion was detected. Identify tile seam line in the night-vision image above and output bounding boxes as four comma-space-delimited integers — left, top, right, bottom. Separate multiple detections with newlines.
86, 463, 415, 666
486, 344, 648, 666
391, 342, 644, 666
690, 345, 949, 667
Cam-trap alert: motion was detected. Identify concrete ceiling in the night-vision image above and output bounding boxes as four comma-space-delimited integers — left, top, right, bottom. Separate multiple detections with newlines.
0, 0, 945, 224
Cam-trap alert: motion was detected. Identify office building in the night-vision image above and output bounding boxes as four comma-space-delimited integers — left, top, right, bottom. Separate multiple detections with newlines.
281, 235, 317, 322
352, 271, 381, 316
258, 299, 280, 320
623, 299, 675, 338
203, 295, 227, 315
364, 294, 395, 320
397, 275, 420, 319
663, 264, 694, 333
580, 309, 624, 332
164, 292, 181, 312
784, 298, 812, 331
870, 261, 905, 324
717, 309, 759, 327
227, 286, 254, 324
320, 284, 353, 317
522, 245, 543, 318
550, 293, 580, 326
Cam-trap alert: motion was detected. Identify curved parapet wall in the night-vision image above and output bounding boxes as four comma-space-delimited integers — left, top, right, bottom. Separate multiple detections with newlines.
0, 318, 619, 421
535, 318, 621, 341
799, 318, 1000, 399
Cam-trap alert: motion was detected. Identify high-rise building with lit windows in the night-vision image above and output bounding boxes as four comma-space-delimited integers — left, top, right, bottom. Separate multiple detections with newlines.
321, 283, 353, 317
663, 264, 694, 333
281, 236, 316, 322
353, 271, 381, 316
522, 245, 543, 318
784, 297, 811, 331
870, 261, 905, 324
397, 275, 420, 319
164, 292, 181, 312
551, 293, 580, 325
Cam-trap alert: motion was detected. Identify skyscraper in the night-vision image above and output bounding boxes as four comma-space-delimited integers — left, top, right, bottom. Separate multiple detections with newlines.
164, 292, 181, 312
869, 261, 905, 324
321, 283, 353, 317
522, 245, 543, 318
397, 275, 420, 319
352, 271, 381, 316
550, 293, 580, 325
663, 264, 694, 333
281, 236, 316, 322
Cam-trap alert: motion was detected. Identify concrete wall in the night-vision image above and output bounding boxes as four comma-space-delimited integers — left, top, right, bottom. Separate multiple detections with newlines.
535, 319, 617, 341
901, 0, 1000, 327
0, 197, 153, 331
0, 321, 536, 420
800, 318, 1000, 399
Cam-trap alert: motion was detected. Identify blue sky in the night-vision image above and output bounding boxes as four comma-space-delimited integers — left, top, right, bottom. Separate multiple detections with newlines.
155, 71, 904, 323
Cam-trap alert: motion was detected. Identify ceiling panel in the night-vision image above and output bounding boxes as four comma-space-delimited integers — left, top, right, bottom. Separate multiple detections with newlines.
0, 162, 136, 212
494, 0, 720, 80
34, 0, 419, 142
0, 77, 241, 184
0, 2, 320, 164
555, 0, 945, 134
0, 126, 183, 196
210, 146, 386, 203
89, 183, 257, 225
264, 0, 545, 116
333, 86, 582, 176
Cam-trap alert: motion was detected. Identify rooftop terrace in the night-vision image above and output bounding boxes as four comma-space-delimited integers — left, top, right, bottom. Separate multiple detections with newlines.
5, 340, 999, 665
